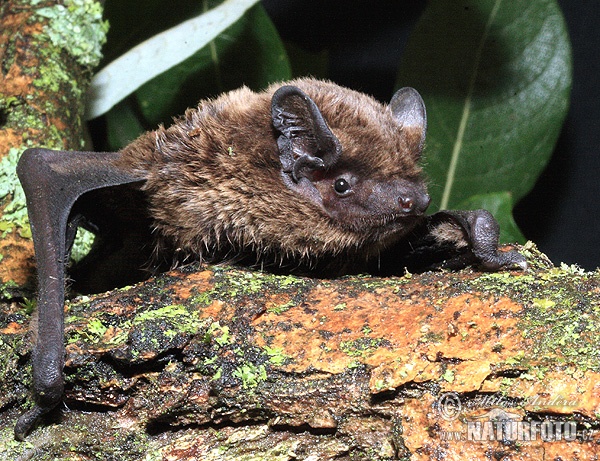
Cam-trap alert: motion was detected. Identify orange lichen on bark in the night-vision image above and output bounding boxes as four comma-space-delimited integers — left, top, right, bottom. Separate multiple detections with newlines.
0, 2, 93, 288
0, 232, 35, 286
400, 393, 600, 461
252, 278, 527, 394
480, 370, 600, 417
2, 254, 599, 458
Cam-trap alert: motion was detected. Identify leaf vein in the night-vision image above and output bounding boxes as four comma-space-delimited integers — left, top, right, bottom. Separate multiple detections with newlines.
440, 0, 503, 210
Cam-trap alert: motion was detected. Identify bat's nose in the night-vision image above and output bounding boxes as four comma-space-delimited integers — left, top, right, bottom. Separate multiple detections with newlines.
398, 191, 430, 215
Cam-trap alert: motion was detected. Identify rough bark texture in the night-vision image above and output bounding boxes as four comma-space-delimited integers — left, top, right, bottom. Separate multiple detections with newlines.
0, 0, 106, 289
1, 244, 599, 460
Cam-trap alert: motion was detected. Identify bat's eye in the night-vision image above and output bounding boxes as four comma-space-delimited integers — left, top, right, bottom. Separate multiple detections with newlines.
333, 177, 352, 196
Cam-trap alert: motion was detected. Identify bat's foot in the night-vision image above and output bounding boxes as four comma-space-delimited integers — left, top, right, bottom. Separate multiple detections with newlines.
422, 209, 528, 272
15, 368, 64, 440
14, 405, 46, 441
465, 209, 528, 271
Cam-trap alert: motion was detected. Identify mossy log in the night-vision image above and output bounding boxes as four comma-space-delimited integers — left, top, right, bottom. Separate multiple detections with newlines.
0, 0, 107, 289
1, 244, 599, 460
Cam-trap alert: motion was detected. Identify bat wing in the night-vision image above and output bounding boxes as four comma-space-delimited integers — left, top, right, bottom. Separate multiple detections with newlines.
15, 148, 144, 440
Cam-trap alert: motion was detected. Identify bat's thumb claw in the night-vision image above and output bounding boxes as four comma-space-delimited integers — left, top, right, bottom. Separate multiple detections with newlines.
504, 248, 528, 271
477, 247, 528, 272
514, 255, 528, 271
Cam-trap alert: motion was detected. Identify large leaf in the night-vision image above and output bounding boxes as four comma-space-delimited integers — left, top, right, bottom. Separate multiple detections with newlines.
85, 0, 261, 119
105, 97, 145, 151
135, 3, 291, 128
99, 0, 209, 65
396, 0, 572, 221
104, 3, 291, 150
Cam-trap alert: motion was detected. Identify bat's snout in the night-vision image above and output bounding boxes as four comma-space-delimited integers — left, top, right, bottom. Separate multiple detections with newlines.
398, 190, 430, 216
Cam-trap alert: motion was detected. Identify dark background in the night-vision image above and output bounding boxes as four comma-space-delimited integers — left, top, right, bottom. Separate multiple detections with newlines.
262, 0, 600, 270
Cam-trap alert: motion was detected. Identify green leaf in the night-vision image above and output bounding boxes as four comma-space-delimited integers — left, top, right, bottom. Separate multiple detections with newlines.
103, 3, 291, 149
456, 192, 526, 243
135, 3, 291, 127
396, 0, 572, 217
105, 97, 145, 151
86, 0, 261, 119
99, 0, 208, 65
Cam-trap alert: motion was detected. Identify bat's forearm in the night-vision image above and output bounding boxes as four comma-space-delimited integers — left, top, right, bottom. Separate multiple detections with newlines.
15, 149, 142, 439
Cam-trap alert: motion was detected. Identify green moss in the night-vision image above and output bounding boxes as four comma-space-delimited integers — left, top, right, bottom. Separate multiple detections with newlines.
36, 0, 109, 68
0, 426, 35, 458
70, 227, 95, 262
66, 316, 108, 344
266, 300, 295, 315
215, 269, 277, 298
0, 280, 19, 299
204, 321, 232, 347
31, 51, 74, 94
442, 369, 455, 383
130, 304, 204, 345
263, 346, 289, 366
232, 363, 267, 389
0, 2, 107, 251
347, 359, 362, 369
191, 267, 311, 311
469, 255, 600, 373
340, 337, 389, 358
87, 317, 108, 337
67, 303, 206, 354
523, 293, 600, 371
0, 148, 29, 237
19, 297, 36, 314
192, 290, 214, 306
0, 115, 69, 242
134, 304, 199, 327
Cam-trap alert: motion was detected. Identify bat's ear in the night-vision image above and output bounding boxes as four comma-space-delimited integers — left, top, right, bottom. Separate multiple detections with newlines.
390, 87, 427, 156
271, 85, 342, 182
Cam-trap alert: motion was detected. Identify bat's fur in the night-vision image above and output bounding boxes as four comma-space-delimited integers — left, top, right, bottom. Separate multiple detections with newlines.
115, 79, 428, 273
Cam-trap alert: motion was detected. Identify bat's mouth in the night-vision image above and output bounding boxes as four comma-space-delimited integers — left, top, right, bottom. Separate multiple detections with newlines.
356, 212, 425, 241
370, 211, 424, 225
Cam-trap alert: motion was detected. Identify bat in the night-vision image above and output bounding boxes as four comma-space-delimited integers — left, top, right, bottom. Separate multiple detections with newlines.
14, 78, 526, 439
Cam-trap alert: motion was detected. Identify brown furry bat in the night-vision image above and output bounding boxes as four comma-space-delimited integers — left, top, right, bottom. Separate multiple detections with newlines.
14, 78, 525, 439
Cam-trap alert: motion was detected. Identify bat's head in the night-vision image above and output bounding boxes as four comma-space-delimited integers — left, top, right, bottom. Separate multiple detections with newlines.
271, 81, 430, 254
139, 79, 430, 267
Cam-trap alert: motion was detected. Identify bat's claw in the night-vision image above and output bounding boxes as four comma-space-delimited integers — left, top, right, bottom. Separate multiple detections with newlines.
476, 246, 528, 272
422, 209, 528, 273
14, 405, 45, 441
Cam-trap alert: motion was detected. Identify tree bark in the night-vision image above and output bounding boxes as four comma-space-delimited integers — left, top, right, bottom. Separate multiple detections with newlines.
1, 245, 599, 460
0, 0, 106, 289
